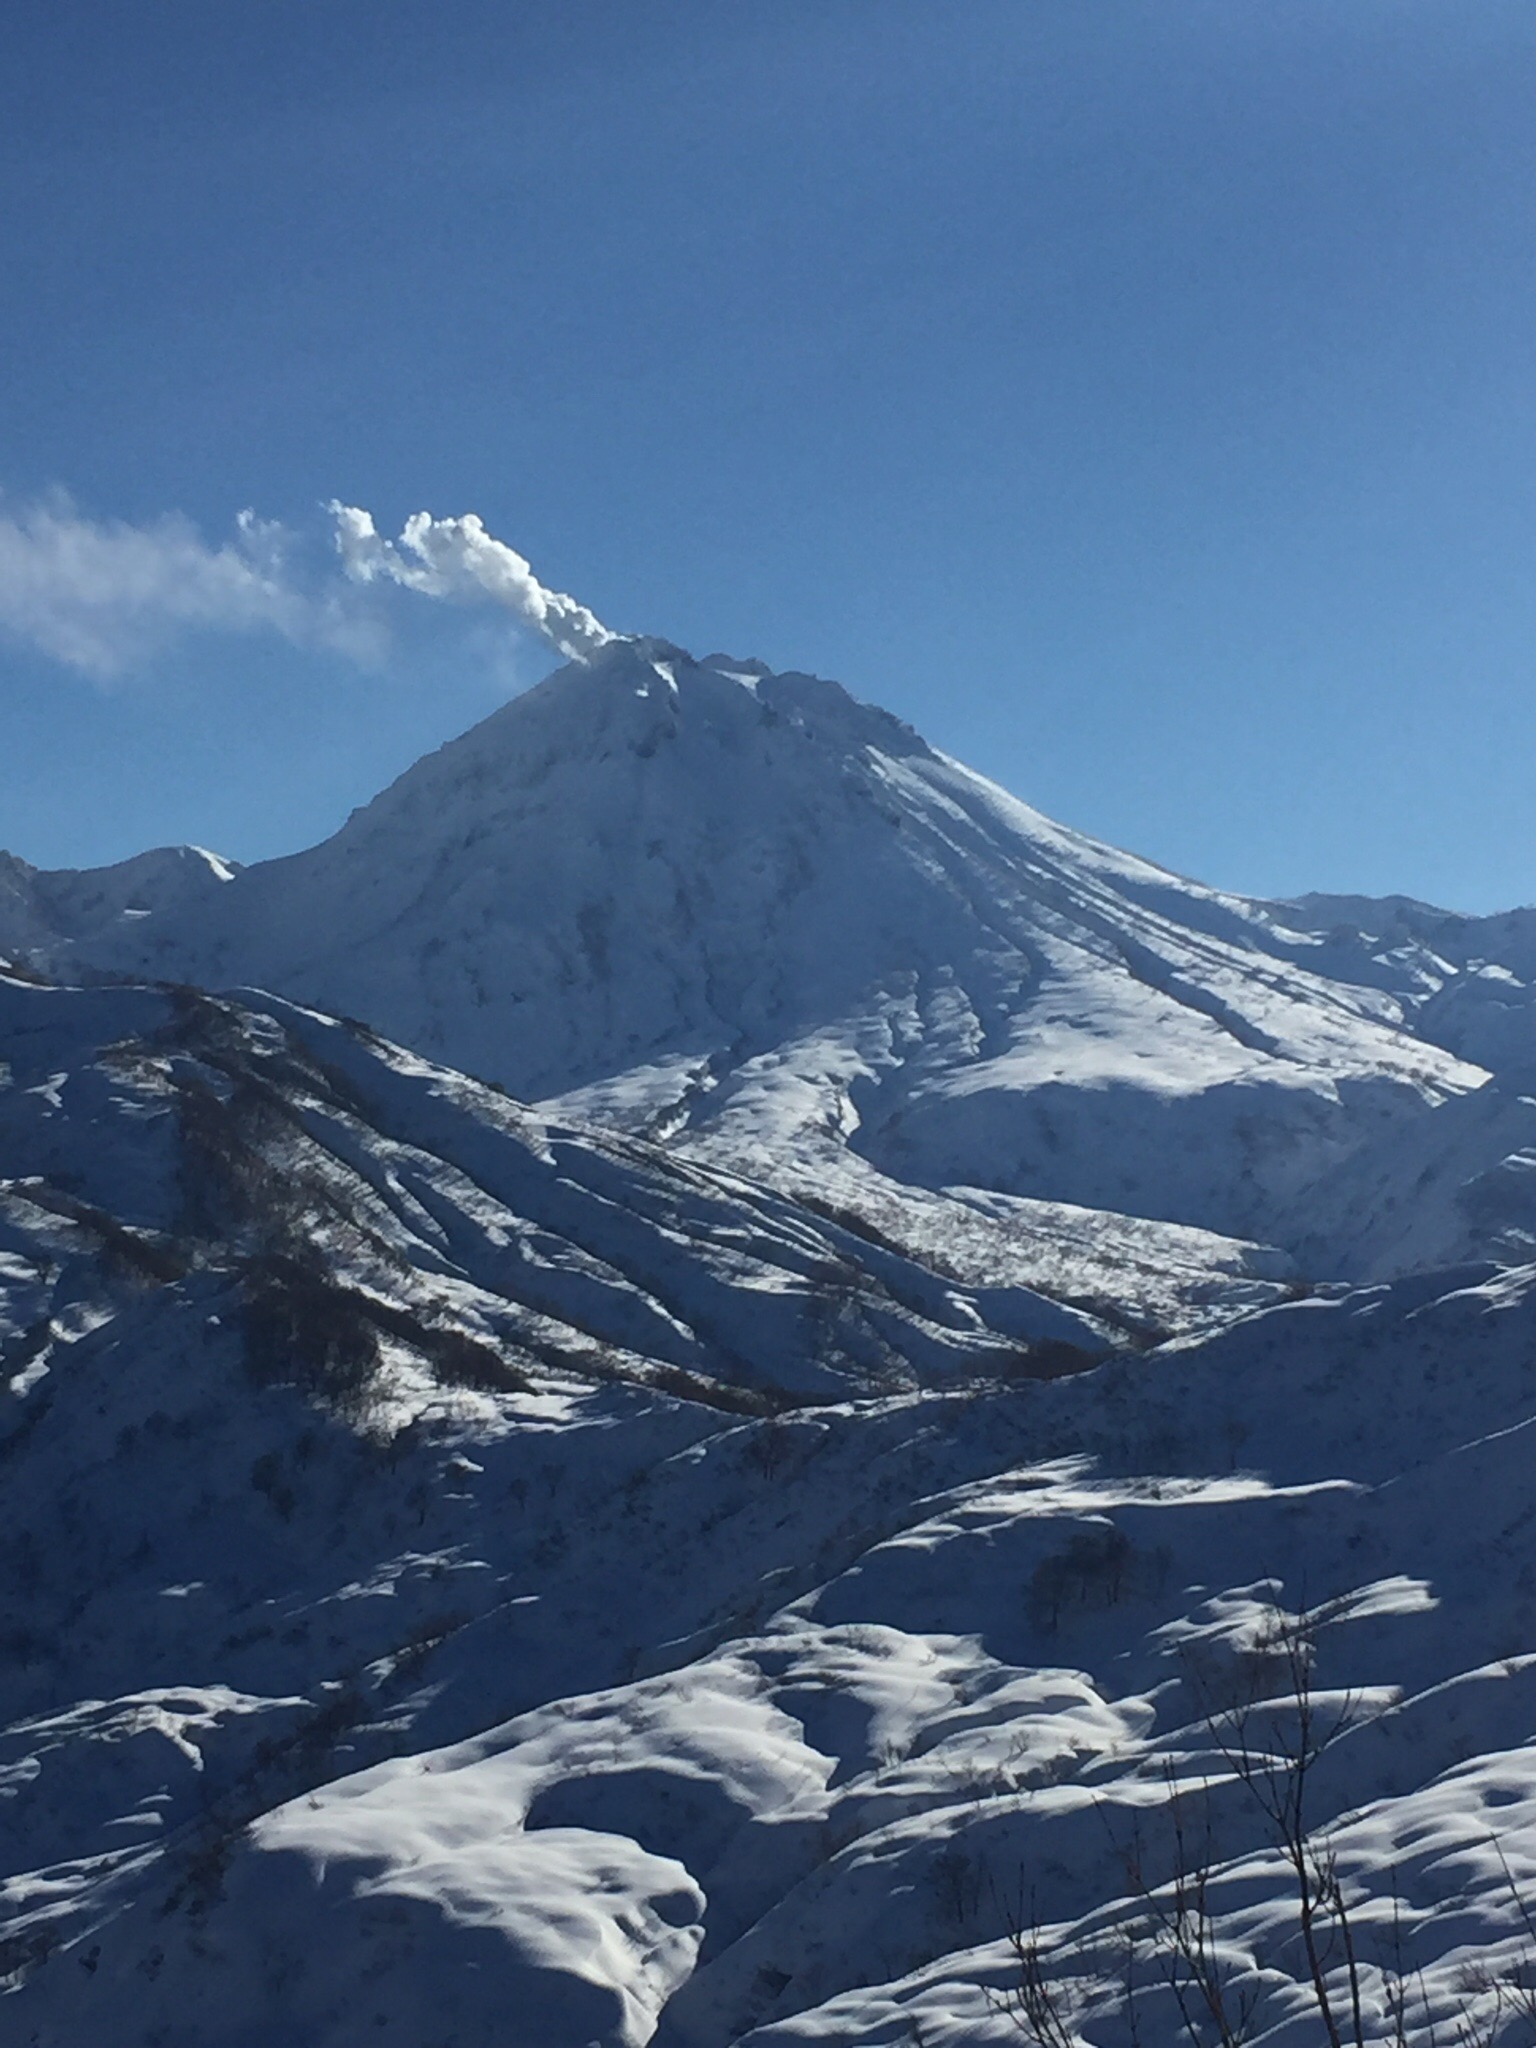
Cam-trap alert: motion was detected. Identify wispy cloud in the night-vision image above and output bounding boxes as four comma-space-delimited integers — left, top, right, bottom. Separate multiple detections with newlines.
0, 495, 379, 682
328, 504, 616, 661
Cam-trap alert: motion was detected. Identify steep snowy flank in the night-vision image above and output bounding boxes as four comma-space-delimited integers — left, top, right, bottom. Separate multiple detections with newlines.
1, 639, 1521, 1267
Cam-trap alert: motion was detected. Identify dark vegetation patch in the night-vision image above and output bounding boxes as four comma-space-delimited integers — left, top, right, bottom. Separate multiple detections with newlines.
513, 1324, 786, 1417
7, 1183, 189, 1288
997, 1337, 1105, 1384
0, 956, 52, 987
238, 1250, 533, 1418
793, 1187, 966, 1283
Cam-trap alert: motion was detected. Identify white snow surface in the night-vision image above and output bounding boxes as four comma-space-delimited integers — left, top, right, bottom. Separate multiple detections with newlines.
2, 973, 1536, 2044
7, 644, 1536, 2044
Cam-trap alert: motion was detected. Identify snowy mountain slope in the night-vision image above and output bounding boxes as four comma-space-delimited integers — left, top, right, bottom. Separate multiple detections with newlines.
0, 843, 236, 960
1262, 888, 1536, 1078
10, 985, 1536, 2048
1268, 1070, 1536, 1278
2, 638, 1523, 1268
0, 970, 1183, 1444
0, 973, 1288, 2037
11, 637, 1536, 2046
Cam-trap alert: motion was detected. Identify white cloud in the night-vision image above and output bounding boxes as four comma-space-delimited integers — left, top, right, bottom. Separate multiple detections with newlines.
0, 495, 378, 682
328, 504, 616, 662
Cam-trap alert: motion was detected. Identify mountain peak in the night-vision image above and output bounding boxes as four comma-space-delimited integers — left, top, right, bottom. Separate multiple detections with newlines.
475, 637, 931, 774
0, 643, 1518, 1266
0, 839, 237, 956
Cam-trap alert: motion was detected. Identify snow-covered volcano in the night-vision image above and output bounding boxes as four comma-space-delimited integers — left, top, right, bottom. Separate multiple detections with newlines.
5, 637, 1533, 1264
15, 639, 1536, 2048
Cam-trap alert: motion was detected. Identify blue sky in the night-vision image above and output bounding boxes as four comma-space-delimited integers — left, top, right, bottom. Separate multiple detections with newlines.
2, 1, 1534, 909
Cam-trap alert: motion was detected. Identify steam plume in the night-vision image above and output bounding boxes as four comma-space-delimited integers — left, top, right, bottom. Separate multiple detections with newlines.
328, 505, 616, 662
0, 497, 374, 681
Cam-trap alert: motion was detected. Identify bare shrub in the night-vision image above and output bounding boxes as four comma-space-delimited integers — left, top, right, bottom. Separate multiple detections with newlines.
1188, 1603, 1367, 2048
240, 1250, 382, 1419
1028, 1524, 1133, 1633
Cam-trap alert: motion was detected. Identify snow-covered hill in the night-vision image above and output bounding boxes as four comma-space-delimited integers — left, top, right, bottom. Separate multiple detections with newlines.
9, 637, 1536, 2047
5, 637, 1534, 1274
0, 842, 237, 960
7, 968, 1536, 2046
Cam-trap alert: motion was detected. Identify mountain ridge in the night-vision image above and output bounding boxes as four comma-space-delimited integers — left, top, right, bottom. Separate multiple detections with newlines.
6, 639, 1536, 1272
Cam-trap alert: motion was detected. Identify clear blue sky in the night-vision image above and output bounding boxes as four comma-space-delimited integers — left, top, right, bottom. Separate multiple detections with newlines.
2, 1, 1534, 910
